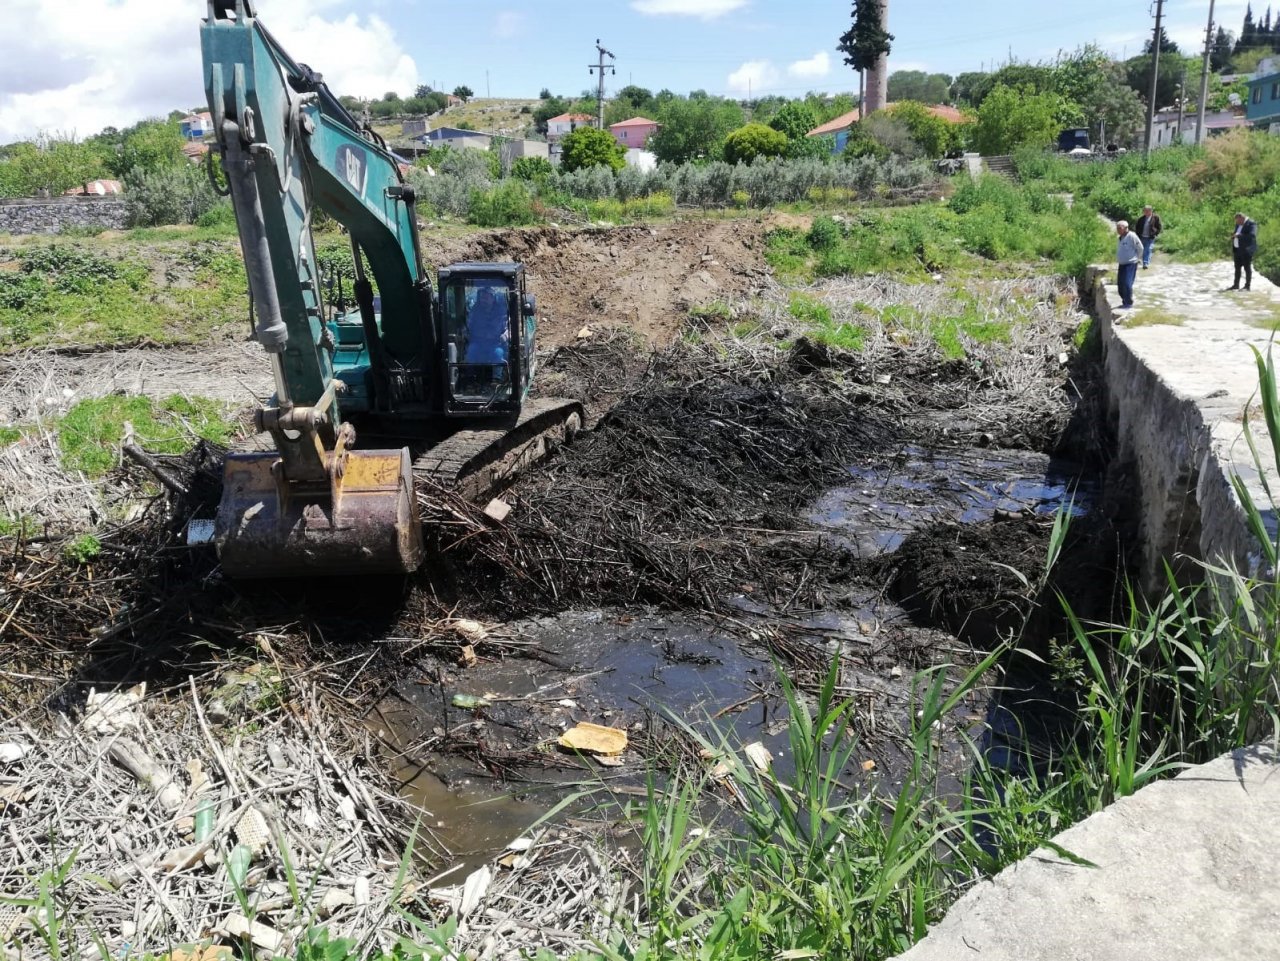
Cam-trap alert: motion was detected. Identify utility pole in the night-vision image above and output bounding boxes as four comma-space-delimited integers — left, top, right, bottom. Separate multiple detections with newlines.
1144, 0, 1165, 158
1196, 0, 1217, 145
589, 39, 616, 129
486, 69, 491, 98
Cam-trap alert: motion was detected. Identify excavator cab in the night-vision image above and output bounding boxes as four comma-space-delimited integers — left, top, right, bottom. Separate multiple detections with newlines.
437, 263, 537, 417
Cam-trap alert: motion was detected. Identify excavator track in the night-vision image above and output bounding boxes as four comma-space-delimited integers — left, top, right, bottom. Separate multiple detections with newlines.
410, 397, 584, 504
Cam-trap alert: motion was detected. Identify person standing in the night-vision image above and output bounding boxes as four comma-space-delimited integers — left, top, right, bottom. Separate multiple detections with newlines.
1134, 205, 1162, 269
1230, 212, 1258, 291
1115, 220, 1143, 310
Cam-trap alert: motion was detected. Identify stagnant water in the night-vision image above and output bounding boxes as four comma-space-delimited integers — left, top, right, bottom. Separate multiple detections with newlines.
376, 447, 1100, 869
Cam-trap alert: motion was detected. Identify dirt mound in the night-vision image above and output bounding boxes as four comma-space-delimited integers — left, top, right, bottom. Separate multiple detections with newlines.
419, 220, 774, 348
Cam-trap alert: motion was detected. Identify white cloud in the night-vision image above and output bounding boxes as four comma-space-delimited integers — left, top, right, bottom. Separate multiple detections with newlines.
631, 0, 748, 20
726, 59, 779, 95
0, 0, 420, 144
495, 11, 524, 40
787, 51, 830, 80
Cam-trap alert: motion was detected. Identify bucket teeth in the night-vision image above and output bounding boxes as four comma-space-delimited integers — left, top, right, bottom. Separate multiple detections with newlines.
214, 448, 423, 578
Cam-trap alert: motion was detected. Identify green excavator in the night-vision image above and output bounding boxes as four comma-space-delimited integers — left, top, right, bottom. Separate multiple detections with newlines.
200, 0, 582, 577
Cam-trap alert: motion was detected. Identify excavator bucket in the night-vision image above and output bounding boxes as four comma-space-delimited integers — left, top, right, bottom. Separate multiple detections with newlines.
213, 448, 423, 578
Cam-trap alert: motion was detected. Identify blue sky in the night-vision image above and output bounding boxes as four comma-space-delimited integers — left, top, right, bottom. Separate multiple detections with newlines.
0, 1, 1254, 142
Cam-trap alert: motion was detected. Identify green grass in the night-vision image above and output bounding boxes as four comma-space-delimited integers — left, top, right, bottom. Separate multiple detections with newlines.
0, 425, 21, 446
765, 177, 1111, 285
0, 236, 248, 350
57, 394, 238, 476
1126, 306, 1185, 327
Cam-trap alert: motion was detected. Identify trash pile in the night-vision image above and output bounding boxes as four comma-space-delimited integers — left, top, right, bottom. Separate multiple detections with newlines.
0, 676, 621, 960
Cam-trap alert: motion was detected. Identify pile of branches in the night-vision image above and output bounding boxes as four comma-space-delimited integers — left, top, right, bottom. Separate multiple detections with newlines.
429, 337, 903, 616
0, 678, 438, 958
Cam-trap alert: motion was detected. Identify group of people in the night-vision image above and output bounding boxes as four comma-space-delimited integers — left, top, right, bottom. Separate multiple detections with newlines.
1113, 207, 1258, 310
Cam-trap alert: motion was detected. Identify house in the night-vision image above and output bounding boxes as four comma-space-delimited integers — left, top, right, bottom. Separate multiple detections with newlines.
402, 118, 429, 138
498, 138, 550, 170
624, 149, 657, 172
422, 126, 492, 150
608, 116, 661, 149
546, 113, 594, 140
446, 94, 464, 107
805, 103, 967, 154
180, 112, 212, 140
1246, 64, 1280, 129
63, 179, 123, 196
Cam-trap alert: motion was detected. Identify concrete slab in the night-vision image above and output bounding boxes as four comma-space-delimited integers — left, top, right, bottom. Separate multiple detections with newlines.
895, 745, 1280, 961
1087, 260, 1279, 591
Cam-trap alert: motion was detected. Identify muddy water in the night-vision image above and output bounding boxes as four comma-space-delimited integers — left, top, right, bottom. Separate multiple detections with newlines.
808, 447, 1096, 555
379, 446, 1099, 871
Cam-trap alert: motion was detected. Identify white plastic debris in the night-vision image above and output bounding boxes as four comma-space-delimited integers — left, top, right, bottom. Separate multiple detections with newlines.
0, 743, 29, 765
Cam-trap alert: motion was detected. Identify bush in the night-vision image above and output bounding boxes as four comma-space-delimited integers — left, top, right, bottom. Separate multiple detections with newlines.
723, 123, 788, 165
560, 126, 627, 173
124, 164, 221, 227
468, 180, 541, 227
884, 102, 963, 158
511, 156, 554, 181
806, 215, 843, 250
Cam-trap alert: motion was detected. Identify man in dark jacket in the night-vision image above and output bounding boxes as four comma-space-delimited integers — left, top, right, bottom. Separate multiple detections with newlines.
1231, 213, 1258, 291
1134, 205, 1162, 268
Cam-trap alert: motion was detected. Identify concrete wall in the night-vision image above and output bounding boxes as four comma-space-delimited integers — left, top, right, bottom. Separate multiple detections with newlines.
1084, 265, 1269, 594
0, 197, 128, 235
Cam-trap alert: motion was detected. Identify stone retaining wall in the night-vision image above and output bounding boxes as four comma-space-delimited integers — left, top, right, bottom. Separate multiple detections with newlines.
0, 197, 129, 235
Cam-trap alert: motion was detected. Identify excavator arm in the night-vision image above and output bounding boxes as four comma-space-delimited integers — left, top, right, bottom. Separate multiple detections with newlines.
202, 0, 425, 576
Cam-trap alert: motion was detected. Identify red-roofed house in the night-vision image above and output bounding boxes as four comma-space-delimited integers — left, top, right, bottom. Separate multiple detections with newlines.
608, 116, 661, 149
546, 113, 594, 140
807, 104, 967, 152
180, 111, 213, 140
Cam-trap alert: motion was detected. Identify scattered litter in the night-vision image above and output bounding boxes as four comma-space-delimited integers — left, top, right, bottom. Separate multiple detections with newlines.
743, 741, 772, 772
459, 866, 492, 918
558, 722, 628, 756
450, 619, 489, 643
593, 754, 625, 768
82, 683, 145, 734
451, 693, 492, 710
233, 806, 271, 858
458, 644, 478, 668
218, 914, 283, 953
861, 759, 877, 772
507, 837, 534, 852
0, 742, 28, 765
483, 498, 512, 522
556, 698, 578, 709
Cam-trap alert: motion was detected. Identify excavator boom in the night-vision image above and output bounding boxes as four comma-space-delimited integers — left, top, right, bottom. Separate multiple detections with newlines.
202, 0, 423, 576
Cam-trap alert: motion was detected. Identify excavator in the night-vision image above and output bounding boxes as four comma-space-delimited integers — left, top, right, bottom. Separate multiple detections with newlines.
200, 0, 582, 577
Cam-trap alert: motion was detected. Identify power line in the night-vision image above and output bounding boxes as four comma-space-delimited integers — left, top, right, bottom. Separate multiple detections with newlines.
589, 39, 616, 129
1144, 0, 1165, 158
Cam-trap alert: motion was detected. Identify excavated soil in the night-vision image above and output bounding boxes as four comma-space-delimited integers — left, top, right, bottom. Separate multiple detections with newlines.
420, 219, 774, 348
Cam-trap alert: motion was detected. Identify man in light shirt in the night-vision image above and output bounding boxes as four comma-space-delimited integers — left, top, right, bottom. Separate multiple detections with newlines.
1115, 221, 1143, 310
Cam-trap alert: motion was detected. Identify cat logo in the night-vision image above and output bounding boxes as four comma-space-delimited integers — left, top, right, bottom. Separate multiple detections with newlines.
335, 144, 368, 197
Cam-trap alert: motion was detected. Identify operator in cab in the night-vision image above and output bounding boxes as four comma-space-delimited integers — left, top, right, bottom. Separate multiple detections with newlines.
465, 286, 509, 366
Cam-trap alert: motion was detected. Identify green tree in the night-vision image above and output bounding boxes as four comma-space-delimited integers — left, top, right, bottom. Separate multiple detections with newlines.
1077, 60, 1145, 147
0, 137, 106, 197
951, 71, 990, 105
539, 87, 552, 100
100, 119, 185, 178
560, 125, 626, 172
768, 100, 819, 141
972, 84, 1066, 154
415, 83, 434, 99
1143, 26, 1180, 56
453, 85, 474, 102
965, 63, 1055, 108
838, 0, 893, 74
650, 96, 745, 163
884, 102, 960, 157
1211, 27, 1236, 72
1124, 53, 1192, 110
722, 123, 788, 164
887, 70, 953, 104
